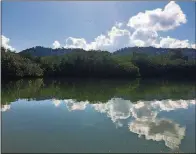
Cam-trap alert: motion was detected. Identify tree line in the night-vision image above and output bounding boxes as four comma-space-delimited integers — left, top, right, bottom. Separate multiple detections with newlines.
1, 47, 196, 79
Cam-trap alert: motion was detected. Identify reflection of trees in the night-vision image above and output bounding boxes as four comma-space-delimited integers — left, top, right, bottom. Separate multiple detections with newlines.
1, 78, 195, 105
1, 79, 44, 104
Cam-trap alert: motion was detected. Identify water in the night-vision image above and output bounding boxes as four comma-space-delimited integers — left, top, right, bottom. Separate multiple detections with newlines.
1, 79, 195, 153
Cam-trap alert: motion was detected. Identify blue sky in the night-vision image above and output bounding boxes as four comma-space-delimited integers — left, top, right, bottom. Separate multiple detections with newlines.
2, 1, 195, 52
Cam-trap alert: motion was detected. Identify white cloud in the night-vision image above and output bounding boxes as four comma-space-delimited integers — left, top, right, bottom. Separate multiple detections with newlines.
1, 35, 15, 51
107, 26, 131, 51
191, 44, 196, 49
53, 1, 195, 52
159, 36, 192, 48
64, 37, 87, 49
61, 24, 194, 52
131, 28, 159, 47
127, 1, 186, 31
52, 40, 61, 49
64, 26, 131, 52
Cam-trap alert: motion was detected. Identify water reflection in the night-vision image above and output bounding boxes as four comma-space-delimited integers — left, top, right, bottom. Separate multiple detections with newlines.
1, 104, 11, 112
64, 99, 88, 111
2, 97, 194, 150
92, 98, 133, 126
52, 99, 61, 107
53, 98, 194, 150
92, 98, 195, 125
129, 118, 185, 150
1, 79, 195, 152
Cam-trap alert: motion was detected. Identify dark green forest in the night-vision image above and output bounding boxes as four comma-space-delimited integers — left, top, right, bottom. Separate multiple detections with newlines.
1, 46, 196, 79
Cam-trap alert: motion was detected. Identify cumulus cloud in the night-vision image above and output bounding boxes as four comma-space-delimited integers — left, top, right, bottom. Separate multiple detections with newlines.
159, 36, 191, 48
129, 118, 185, 150
53, 1, 195, 52
1, 35, 15, 51
131, 28, 159, 47
64, 37, 87, 49
64, 26, 131, 52
52, 40, 61, 49
127, 1, 186, 31
191, 44, 196, 49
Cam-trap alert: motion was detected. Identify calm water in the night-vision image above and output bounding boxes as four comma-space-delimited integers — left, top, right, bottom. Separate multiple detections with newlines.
1, 79, 196, 153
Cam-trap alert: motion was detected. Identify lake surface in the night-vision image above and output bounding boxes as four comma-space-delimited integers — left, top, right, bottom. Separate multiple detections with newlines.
1, 79, 195, 153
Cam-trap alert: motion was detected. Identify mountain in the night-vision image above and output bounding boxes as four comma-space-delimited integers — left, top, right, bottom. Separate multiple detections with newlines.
20, 46, 78, 57
114, 47, 196, 59
20, 46, 196, 59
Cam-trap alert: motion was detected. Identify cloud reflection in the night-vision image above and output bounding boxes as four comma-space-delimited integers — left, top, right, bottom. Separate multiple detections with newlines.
91, 98, 195, 149
92, 98, 132, 127
1, 104, 11, 112
52, 99, 62, 107
129, 118, 185, 150
43, 98, 195, 149
2, 97, 195, 150
64, 99, 88, 111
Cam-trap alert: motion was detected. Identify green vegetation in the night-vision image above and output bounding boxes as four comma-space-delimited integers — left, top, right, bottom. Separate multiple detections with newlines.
1, 47, 196, 79
1, 78, 195, 105
1, 47, 43, 78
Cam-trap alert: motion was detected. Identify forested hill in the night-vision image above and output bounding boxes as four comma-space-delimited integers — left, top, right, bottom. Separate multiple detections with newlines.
20, 46, 196, 59
1, 46, 196, 79
114, 47, 196, 59
20, 46, 74, 57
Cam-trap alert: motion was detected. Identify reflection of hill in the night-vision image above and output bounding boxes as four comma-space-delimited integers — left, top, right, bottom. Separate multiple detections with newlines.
1, 78, 195, 105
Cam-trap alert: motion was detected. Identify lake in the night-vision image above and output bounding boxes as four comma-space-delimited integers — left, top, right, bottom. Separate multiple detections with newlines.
1, 78, 195, 153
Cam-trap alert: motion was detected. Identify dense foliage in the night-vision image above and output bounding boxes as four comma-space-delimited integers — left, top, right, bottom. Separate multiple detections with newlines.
1, 46, 196, 79
1, 47, 43, 78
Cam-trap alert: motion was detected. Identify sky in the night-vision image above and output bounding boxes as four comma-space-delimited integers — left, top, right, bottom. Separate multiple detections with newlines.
1, 1, 196, 52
